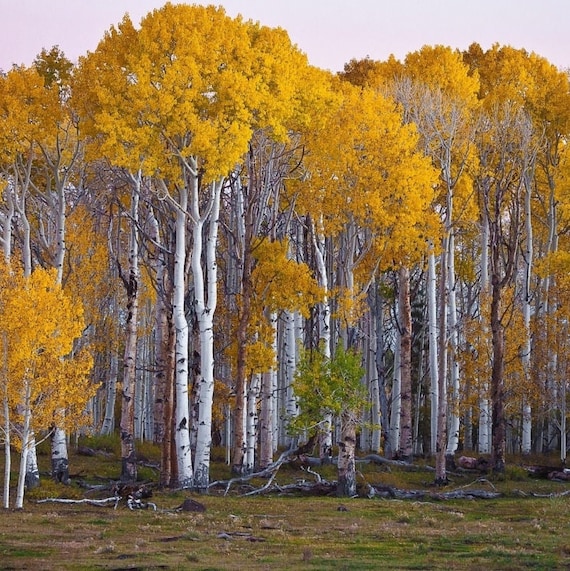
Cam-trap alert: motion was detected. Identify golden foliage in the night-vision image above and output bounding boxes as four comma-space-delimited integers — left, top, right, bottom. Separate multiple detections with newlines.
75, 3, 311, 184
0, 262, 95, 433
251, 238, 323, 317
300, 80, 439, 265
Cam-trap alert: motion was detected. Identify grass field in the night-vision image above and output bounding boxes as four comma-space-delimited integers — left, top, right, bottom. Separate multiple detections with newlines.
1, 438, 570, 570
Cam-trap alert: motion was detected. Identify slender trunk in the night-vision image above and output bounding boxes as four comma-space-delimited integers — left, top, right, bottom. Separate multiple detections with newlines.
15, 378, 32, 509
435, 237, 449, 484
373, 286, 391, 458
120, 174, 140, 482
259, 312, 277, 468
368, 299, 381, 453
337, 411, 357, 497
561, 361, 567, 464
50, 169, 70, 483
101, 214, 122, 436
24, 437, 40, 489
3, 374, 10, 508
284, 310, 298, 445
390, 337, 401, 456
446, 233, 460, 455
311, 217, 333, 459
245, 373, 261, 472
427, 250, 439, 456
193, 181, 222, 490
490, 273, 506, 472
232, 234, 251, 474
2, 329, 10, 508
521, 173, 533, 455
398, 266, 413, 462
100, 351, 118, 435
478, 207, 491, 454
173, 182, 193, 488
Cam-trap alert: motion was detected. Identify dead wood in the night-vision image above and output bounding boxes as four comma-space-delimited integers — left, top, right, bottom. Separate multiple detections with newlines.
209, 444, 311, 496
530, 489, 570, 498
36, 496, 121, 508
368, 484, 501, 501
524, 464, 563, 478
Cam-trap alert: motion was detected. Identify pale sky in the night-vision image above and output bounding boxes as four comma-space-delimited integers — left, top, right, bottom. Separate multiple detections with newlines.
0, 0, 568, 73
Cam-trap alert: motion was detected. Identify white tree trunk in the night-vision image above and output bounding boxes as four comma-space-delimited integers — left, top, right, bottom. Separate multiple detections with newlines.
120, 172, 140, 482
100, 350, 118, 435
427, 250, 439, 456
398, 266, 413, 461
368, 322, 381, 452
25, 436, 40, 489
259, 312, 278, 468
446, 232, 460, 456
51, 428, 69, 484
560, 370, 568, 465
1, 187, 14, 261
478, 211, 491, 454
173, 183, 193, 488
312, 217, 333, 459
245, 373, 261, 472
50, 166, 71, 482
15, 378, 32, 509
284, 310, 298, 444
479, 401, 491, 454
2, 329, 10, 508
193, 180, 222, 490
435, 240, 449, 483
390, 336, 401, 455
101, 220, 121, 436
521, 173, 533, 455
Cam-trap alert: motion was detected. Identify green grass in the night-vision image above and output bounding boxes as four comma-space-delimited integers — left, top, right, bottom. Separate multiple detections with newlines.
1, 439, 570, 569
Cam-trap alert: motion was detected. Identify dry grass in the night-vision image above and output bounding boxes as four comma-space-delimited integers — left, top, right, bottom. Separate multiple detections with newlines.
1, 440, 570, 570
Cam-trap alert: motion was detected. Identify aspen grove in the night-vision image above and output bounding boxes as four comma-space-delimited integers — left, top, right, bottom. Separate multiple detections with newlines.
2, 3, 570, 501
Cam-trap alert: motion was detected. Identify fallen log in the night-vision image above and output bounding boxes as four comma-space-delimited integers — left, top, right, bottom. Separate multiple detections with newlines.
369, 484, 501, 501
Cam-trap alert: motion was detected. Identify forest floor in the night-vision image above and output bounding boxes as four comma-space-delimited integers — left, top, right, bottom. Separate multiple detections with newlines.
1, 437, 570, 570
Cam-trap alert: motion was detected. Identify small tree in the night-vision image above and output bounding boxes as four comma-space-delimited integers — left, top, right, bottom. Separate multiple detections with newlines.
0, 265, 94, 508
291, 343, 366, 496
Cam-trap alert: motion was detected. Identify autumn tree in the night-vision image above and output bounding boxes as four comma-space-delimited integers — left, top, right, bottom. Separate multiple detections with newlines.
0, 264, 93, 508
301, 76, 438, 465
75, 3, 321, 488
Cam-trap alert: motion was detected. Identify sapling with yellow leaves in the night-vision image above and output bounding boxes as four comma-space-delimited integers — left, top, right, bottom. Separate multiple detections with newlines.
0, 264, 93, 508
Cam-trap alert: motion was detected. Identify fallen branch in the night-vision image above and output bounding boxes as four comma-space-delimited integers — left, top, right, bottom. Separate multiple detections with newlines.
209, 445, 306, 496
242, 469, 279, 497
369, 484, 501, 501
36, 496, 121, 508
454, 477, 497, 492
530, 489, 570, 499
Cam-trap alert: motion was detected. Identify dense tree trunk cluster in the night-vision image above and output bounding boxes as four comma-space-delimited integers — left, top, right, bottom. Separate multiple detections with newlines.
2, 6, 570, 507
